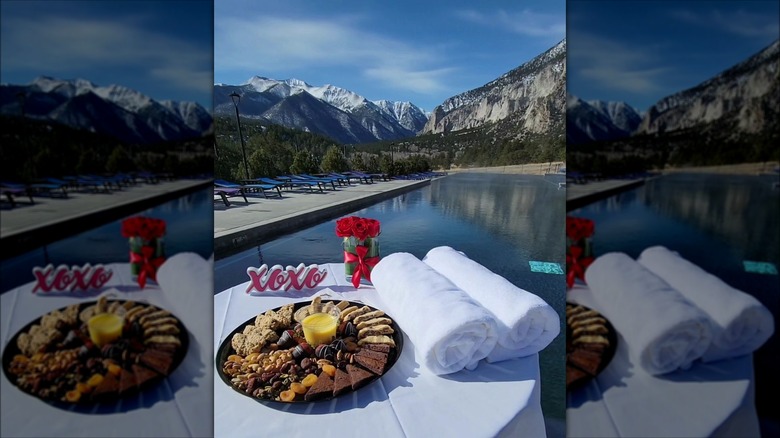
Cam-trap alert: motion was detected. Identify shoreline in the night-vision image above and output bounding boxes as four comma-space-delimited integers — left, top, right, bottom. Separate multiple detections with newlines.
444, 162, 565, 175
660, 161, 779, 175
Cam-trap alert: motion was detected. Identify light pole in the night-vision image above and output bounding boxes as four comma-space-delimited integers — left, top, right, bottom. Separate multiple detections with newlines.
230, 92, 250, 180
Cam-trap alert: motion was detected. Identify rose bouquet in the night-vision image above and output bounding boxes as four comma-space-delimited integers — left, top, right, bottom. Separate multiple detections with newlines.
121, 216, 166, 288
335, 216, 381, 288
566, 215, 595, 289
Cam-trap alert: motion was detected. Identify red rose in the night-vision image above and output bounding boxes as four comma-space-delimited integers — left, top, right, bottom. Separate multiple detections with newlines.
336, 216, 356, 237
352, 218, 370, 241
366, 219, 381, 238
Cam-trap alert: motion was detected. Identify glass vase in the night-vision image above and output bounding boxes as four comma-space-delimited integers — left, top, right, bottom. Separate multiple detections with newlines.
343, 236, 380, 282
129, 236, 165, 278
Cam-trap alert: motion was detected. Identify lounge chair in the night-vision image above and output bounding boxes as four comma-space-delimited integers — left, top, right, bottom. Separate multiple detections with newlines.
214, 187, 247, 206
64, 176, 111, 193
283, 175, 336, 191
344, 171, 374, 184
137, 171, 160, 184
31, 181, 68, 198
271, 176, 323, 193
301, 173, 346, 187
215, 179, 282, 199
0, 184, 34, 208
325, 173, 352, 185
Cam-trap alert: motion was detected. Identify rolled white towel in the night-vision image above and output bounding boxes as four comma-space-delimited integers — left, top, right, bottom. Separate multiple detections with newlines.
585, 252, 713, 375
423, 246, 559, 362
371, 252, 499, 375
638, 246, 774, 362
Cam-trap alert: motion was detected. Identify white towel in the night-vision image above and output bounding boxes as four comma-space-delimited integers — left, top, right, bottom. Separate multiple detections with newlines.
585, 252, 712, 375
638, 246, 774, 362
371, 252, 499, 375
422, 246, 559, 362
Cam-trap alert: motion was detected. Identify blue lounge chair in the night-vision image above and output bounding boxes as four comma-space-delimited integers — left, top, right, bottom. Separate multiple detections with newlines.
301, 173, 346, 187
215, 179, 282, 199
31, 181, 68, 198
271, 176, 323, 193
344, 171, 374, 184
214, 187, 247, 206
290, 174, 337, 190
0, 183, 35, 208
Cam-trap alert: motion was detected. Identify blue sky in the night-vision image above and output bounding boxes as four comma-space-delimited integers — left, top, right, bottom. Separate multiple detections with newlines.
568, 0, 780, 111
0, 0, 213, 108
214, 0, 566, 112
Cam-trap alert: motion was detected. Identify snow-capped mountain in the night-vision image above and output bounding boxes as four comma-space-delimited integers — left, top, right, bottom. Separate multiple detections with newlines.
567, 96, 641, 144
422, 39, 566, 136
636, 39, 779, 136
373, 100, 429, 133
587, 100, 642, 134
0, 76, 212, 144
214, 78, 428, 144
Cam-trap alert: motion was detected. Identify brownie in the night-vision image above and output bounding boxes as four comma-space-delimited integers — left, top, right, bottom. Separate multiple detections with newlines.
118, 368, 137, 395
354, 348, 388, 362
139, 349, 175, 375
568, 348, 602, 376
347, 364, 375, 390
353, 354, 386, 375
566, 365, 589, 387
304, 372, 334, 401
133, 364, 160, 387
363, 344, 392, 354
333, 368, 351, 397
91, 372, 120, 400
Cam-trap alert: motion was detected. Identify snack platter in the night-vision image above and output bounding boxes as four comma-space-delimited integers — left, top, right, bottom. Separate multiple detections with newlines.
216, 298, 404, 404
565, 302, 617, 390
1, 297, 188, 407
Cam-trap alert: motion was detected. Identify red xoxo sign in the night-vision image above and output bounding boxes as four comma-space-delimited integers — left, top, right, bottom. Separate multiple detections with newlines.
246, 264, 328, 294
32, 264, 114, 293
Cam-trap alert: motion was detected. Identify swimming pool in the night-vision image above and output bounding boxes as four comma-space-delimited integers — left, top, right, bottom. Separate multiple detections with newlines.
215, 172, 567, 424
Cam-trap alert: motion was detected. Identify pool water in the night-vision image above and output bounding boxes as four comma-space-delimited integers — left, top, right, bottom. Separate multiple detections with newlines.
215, 172, 567, 423
0, 186, 214, 292
569, 172, 779, 426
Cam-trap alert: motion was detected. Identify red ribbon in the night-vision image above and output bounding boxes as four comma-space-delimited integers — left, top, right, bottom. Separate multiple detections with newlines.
129, 245, 165, 288
344, 245, 379, 288
566, 245, 594, 288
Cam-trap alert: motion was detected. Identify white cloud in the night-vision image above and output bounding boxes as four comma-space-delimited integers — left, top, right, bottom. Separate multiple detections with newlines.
670, 9, 779, 39
455, 9, 565, 39
570, 34, 671, 94
215, 15, 453, 95
1, 16, 212, 94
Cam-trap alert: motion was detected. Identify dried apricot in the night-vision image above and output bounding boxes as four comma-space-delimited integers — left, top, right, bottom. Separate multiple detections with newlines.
76, 382, 92, 394
290, 382, 307, 395
65, 390, 81, 402
301, 374, 318, 387
107, 364, 122, 376
87, 374, 104, 387
279, 389, 296, 402
321, 364, 336, 377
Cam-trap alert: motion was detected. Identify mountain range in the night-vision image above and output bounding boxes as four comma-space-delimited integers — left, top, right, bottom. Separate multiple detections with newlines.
0, 76, 213, 145
213, 78, 428, 144
569, 39, 779, 146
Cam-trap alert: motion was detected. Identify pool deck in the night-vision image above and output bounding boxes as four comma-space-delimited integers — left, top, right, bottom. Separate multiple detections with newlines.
0, 179, 211, 259
214, 178, 433, 259
566, 178, 647, 211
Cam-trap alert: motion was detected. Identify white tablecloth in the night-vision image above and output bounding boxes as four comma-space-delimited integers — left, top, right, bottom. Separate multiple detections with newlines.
1, 254, 213, 437
214, 263, 546, 438
566, 284, 760, 438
